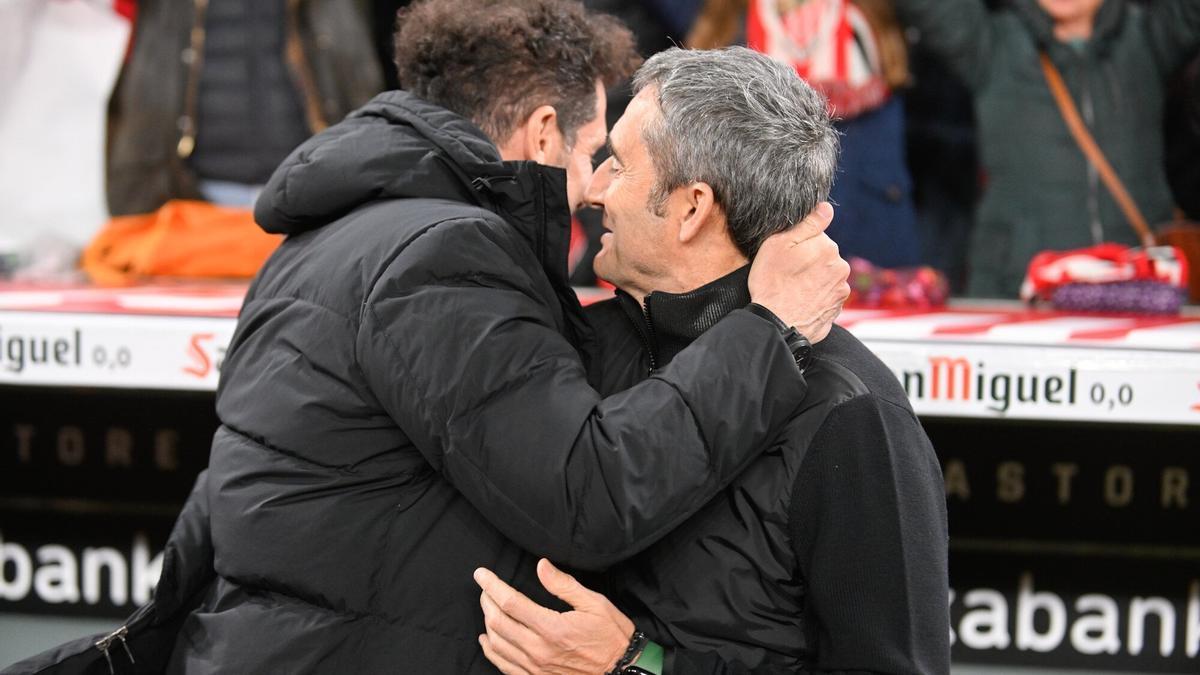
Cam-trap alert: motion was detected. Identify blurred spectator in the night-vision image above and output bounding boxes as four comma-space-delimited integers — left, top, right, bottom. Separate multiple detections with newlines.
1165, 54, 1200, 220
643, 0, 708, 38
107, 0, 382, 216
904, 40, 979, 293
894, 0, 1200, 297
0, 0, 130, 274
371, 0, 411, 89
687, 0, 922, 269
374, 1, 706, 108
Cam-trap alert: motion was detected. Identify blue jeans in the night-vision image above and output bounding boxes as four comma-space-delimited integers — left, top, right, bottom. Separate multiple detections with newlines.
197, 179, 263, 208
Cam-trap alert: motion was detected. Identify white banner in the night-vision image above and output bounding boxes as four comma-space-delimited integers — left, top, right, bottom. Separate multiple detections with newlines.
865, 339, 1200, 426
1, 311, 1199, 426
0, 313, 234, 391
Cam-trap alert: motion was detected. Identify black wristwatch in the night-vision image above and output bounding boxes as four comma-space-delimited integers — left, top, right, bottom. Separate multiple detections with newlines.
745, 303, 813, 373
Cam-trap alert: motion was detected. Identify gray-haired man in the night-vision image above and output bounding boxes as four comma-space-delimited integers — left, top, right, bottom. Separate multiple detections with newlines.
474, 47, 951, 675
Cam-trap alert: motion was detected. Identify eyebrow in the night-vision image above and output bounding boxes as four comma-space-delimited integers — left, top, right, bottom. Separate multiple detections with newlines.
605, 137, 623, 164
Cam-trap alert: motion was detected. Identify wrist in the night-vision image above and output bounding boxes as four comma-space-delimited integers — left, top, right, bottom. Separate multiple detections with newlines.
624, 639, 665, 675
744, 303, 813, 373
744, 302, 789, 332
605, 630, 647, 675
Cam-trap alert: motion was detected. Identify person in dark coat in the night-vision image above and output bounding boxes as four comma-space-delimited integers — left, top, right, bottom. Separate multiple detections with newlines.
894, 0, 1200, 297
679, 0, 922, 270
474, 47, 949, 675
106, 0, 383, 215
2, 2, 853, 673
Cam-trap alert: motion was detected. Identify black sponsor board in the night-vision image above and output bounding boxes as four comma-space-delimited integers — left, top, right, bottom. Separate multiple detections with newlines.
949, 551, 1199, 672
0, 511, 171, 618
0, 386, 214, 504
926, 417, 1198, 547
0, 385, 1197, 675
0, 385, 213, 618
931, 417, 1199, 671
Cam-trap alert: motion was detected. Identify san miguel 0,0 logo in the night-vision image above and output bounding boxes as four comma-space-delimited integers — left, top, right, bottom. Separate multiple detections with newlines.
895, 355, 1141, 416
0, 321, 136, 383
0, 326, 83, 373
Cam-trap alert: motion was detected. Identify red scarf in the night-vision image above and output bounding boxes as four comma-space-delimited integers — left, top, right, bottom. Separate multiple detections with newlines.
747, 0, 890, 118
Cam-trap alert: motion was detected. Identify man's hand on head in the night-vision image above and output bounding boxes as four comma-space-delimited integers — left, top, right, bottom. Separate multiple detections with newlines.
474, 559, 635, 675
748, 202, 850, 343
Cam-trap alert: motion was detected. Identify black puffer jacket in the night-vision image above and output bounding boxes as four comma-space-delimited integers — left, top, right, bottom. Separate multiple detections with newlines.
587, 269, 949, 674
2, 91, 815, 675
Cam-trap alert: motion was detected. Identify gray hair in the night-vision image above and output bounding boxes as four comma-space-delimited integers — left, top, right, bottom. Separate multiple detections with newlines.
632, 47, 839, 258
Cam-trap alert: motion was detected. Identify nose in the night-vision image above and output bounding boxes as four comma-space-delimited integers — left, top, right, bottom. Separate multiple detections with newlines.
585, 157, 611, 210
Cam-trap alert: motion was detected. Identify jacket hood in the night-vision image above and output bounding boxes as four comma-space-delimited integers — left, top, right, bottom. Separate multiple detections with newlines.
1011, 0, 1126, 57
253, 90, 587, 351
255, 90, 513, 235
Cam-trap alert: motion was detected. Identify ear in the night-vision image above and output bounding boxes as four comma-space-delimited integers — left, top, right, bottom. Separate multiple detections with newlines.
519, 105, 567, 164
674, 182, 721, 244
495, 105, 564, 163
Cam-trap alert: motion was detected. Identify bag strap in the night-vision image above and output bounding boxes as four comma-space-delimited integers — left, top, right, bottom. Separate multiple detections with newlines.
1038, 52, 1156, 247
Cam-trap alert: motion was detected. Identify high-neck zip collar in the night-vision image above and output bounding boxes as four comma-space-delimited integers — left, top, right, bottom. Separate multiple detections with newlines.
615, 265, 751, 370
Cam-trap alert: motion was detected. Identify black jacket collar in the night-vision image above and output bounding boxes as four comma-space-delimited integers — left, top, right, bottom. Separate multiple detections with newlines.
615, 265, 751, 369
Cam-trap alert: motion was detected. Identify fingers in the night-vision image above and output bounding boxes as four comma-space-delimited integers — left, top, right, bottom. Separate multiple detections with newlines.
478, 586, 550, 675
748, 218, 849, 343
760, 230, 840, 273
476, 564, 637, 675
480, 587, 544, 649
535, 558, 594, 609
784, 201, 834, 245
479, 633, 533, 675
537, 559, 636, 637
474, 567, 558, 629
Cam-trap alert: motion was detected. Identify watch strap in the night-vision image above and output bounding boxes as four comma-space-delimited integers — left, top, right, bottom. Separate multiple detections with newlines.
605, 631, 648, 675
624, 640, 665, 675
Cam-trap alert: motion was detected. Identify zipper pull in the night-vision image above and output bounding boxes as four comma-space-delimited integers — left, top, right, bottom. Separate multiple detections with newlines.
94, 626, 132, 674
118, 630, 136, 665
94, 636, 114, 675
471, 175, 522, 200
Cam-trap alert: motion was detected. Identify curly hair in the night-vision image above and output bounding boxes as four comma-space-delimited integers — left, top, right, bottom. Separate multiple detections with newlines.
394, 0, 640, 144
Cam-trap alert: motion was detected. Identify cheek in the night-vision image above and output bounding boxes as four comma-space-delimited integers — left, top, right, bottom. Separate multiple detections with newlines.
573, 155, 597, 190
569, 163, 586, 190
564, 173, 582, 206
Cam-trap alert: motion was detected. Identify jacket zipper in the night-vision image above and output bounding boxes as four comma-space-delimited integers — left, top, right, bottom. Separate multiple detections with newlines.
641, 302, 658, 375
94, 625, 135, 674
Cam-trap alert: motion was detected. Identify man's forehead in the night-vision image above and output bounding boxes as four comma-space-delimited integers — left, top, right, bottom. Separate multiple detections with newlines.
610, 89, 657, 157
577, 117, 607, 148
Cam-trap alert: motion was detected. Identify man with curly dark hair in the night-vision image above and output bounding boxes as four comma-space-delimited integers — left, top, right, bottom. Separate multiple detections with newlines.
4, 2, 850, 673
391, 0, 642, 211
